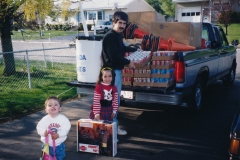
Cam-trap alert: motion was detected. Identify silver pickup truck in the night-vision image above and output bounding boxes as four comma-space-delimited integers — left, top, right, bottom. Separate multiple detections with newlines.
67, 23, 237, 110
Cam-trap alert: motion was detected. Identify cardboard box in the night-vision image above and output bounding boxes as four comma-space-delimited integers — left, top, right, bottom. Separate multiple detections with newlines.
122, 81, 132, 86
150, 22, 202, 48
152, 55, 175, 61
123, 38, 142, 45
151, 80, 174, 88
151, 74, 172, 78
134, 73, 151, 78
122, 67, 134, 77
122, 73, 134, 77
133, 82, 151, 87
151, 64, 175, 69
134, 56, 151, 68
77, 119, 117, 157
127, 11, 165, 33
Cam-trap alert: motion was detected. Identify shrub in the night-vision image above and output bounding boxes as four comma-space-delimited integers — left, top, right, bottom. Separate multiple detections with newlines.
87, 24, 91, 31
59, 24, 63, 30
78, 23, 83, 31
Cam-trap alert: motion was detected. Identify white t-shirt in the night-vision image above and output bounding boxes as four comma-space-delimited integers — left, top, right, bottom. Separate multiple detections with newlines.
36, 114, 71, 146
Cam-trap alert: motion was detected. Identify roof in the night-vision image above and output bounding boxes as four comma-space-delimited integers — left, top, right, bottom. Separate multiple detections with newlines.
70, 0, 134, 10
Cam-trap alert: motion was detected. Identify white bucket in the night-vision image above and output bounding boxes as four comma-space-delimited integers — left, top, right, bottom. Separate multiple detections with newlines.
76, 38, 102, 83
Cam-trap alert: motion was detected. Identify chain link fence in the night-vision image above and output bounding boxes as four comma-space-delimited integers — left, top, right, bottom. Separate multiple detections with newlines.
0, 41, 77, 92
0, 37, 79, 122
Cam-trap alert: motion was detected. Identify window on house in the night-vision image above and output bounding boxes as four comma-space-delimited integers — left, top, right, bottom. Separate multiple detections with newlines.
98, 11, 102, 20
88, 11, 96, 20
191, 12, 195, 16
109, 15, 113, 21
187, 12, 190, 16
196, 12, 200, 16
182, 13, 186, 16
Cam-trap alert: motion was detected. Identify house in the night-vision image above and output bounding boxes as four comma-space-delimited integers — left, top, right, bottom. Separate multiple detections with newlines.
172, 0, 240, 23
172, 0, 206, 23
45, 0, 165, 26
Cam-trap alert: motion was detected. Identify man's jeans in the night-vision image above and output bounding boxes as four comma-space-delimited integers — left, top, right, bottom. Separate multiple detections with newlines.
113, 69, 122, 126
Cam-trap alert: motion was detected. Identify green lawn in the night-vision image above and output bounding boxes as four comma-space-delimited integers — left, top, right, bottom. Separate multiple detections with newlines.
11, 29, 78, 41
224, 24, 240, 43
0, 60, 77, 123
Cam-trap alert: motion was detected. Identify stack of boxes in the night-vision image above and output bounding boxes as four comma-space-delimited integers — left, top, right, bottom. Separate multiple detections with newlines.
122, 51, 151, 86
122, 50, 176, 88
151, 51, 175, 87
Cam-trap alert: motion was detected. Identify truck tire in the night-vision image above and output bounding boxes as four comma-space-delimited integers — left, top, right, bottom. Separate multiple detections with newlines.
222, 67, 235, 86
188, 77, 203, 111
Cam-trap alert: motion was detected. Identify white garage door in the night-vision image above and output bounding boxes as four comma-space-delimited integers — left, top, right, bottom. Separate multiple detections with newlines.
181, 7, 201, 22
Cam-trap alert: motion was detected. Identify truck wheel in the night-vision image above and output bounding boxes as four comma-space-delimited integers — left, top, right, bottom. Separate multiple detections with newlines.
188, 77, 203, 111
222, 67, 235, 86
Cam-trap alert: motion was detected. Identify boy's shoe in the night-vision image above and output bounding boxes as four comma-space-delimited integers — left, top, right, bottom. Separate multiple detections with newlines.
118, 128, 127, 135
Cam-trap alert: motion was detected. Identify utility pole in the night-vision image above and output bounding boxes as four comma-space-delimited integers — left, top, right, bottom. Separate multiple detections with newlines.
209, 0, 212, 23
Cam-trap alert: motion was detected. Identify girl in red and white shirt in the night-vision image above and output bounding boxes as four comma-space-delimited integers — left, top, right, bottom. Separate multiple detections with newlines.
89, 67, 118, 121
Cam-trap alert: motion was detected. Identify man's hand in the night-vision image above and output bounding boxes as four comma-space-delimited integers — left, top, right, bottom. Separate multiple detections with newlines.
51, 132, 59, 140
128, 61, 136, 69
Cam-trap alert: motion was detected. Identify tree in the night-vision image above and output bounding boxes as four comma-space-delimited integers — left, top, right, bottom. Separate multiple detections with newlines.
145, 0, 164, 14
0, 0, 75, 76
159, 0, 175, 18
202, 0, 239, 35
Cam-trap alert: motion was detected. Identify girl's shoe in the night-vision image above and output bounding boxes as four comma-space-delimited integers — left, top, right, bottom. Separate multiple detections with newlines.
118, 128, 127, 135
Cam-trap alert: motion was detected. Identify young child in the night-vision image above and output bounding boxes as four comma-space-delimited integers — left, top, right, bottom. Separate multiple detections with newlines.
37, 96, 71, 160
90, 67, 118, 121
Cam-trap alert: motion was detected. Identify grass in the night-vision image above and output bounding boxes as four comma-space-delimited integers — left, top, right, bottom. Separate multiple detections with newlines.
11, 29, 78, 41
223, 24, 240, 43
0, 60, 77, 123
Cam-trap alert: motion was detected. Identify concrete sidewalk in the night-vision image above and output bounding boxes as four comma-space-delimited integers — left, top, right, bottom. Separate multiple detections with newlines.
0, 96, 132, 160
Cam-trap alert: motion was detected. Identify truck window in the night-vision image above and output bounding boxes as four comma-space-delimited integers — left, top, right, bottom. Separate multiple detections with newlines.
213, 27, 223, 44
219, 28, 229, 46
202, 26, 209, 42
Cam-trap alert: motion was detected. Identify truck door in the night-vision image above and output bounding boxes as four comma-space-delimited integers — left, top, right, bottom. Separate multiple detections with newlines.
214, 27, 230, 75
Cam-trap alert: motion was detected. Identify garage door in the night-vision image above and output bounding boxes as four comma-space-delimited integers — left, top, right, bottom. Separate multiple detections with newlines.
181, 7, 201, 22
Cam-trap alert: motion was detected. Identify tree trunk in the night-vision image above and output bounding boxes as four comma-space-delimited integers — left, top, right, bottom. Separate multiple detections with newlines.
225, 26, 228, 35
0, 15, 16, 76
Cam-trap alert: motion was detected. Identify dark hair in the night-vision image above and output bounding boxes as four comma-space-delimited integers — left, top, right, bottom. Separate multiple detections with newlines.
96, 67, 115, 86
45, 96, 61, 107
112, 11, 128, 23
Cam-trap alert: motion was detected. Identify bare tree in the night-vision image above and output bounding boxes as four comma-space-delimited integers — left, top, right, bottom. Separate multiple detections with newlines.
202, 0, 239, 35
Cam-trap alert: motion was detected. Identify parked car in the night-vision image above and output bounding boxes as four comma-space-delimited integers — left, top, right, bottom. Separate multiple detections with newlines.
91, 21, 113, 33
229, 109, 240, 159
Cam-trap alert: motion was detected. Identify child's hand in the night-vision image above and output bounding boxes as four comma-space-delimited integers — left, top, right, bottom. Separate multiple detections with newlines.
44, 130, 48, 137
111, 112, 116, 118
51, 132, 59, 140
94, 114, 100, 120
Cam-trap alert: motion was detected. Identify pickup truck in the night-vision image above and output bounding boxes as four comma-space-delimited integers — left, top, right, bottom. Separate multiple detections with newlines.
67, 22, 237, 110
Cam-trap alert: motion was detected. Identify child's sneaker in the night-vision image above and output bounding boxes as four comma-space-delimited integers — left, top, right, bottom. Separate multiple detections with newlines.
118, 128, 127, 135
